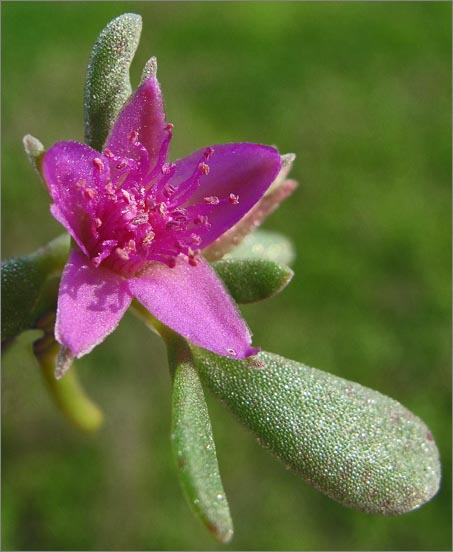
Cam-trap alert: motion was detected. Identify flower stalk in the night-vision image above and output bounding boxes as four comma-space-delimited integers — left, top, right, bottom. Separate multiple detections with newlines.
33, 313, 103, 432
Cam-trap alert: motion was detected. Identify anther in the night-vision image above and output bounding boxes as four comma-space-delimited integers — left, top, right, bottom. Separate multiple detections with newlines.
132, 214, 149, 225
103, 148, 114, 158
158, 202, 167, 217
204, 196, 220, 205
83, 188, 97, 200
165, 123, 174, 132
228, 193, 239, 204
161, 163, 171, 175
128, 130, 139, 144
116, 248, 130, 261
93, 157, 104, 172
116, 160, 127, 170
143, 231, 155, 246
105, 182, 116, 196
121, 189, 132, 203
198, 162, 210, 175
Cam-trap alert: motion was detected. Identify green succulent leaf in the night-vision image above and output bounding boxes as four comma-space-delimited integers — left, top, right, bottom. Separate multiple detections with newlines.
1, 234, 70, 343
193, 349, 440, 516
225, 229, 295, 266
84, 13, 142, 151
167, 334, 233, 543
213, 258, 293, 304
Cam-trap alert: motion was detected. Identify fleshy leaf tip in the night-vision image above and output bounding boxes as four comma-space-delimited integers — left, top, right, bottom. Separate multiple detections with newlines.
141, 56, 158, 83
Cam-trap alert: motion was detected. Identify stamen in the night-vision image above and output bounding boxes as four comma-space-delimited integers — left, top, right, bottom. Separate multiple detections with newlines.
83, 187, 97, 200
116, 248, 130, 261
228, 193, 239, 204
142, 231, 155, 246
198, 162, 210, 175
121, 189, 132, 203
144, 123, 174, 183
204, 196, 220, 205
132, 214, 149, 225
128, 130, 139, 144
204, 147, 214, 161
158, 202, 167, 217
148, 162, 176, 195
93, 157, 104, 172
167, 154, 211, 207
103, 148, 114, 158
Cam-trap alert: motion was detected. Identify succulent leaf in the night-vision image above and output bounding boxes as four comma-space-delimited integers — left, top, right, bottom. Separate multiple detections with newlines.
193, 349, 441, 516
167, 334, 233, 543
84, 13, 142, 150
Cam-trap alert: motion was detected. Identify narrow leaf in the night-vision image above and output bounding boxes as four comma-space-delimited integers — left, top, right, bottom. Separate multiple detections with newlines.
213, 258, 293, 303
84, 13, 142, 151
167, 335, 233, 543
193, 349, 441, 516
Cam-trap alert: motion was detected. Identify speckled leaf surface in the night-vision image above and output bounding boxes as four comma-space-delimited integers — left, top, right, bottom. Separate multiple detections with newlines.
193, 349, 440, 515
213, 258, 293, 304
1, 234, 69, 343
84, 13, 142, 151
170, 344, 233, 543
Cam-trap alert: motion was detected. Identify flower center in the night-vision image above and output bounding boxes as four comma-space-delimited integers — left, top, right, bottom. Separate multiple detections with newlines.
77, 127, 239, 277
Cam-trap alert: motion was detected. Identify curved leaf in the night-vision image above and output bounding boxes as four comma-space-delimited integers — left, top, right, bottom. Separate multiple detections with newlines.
84, 13, 142, 151
193, 349, 441, 516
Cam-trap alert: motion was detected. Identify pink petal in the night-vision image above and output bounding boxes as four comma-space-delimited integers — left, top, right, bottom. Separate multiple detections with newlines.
42, 141, 110, 246
170, 143, 282, 248
128, 258, 258, 358
56, 250, 132, 357
105, 76, 168, 174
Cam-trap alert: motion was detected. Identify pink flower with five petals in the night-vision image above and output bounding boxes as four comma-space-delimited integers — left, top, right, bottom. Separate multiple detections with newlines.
42, 70, 282, 362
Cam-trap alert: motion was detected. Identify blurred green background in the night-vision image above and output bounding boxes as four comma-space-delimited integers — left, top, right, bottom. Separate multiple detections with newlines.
2, 2, 451, 550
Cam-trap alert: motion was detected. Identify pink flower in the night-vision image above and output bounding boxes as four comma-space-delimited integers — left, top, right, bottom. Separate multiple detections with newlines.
42, 71, 282, 362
